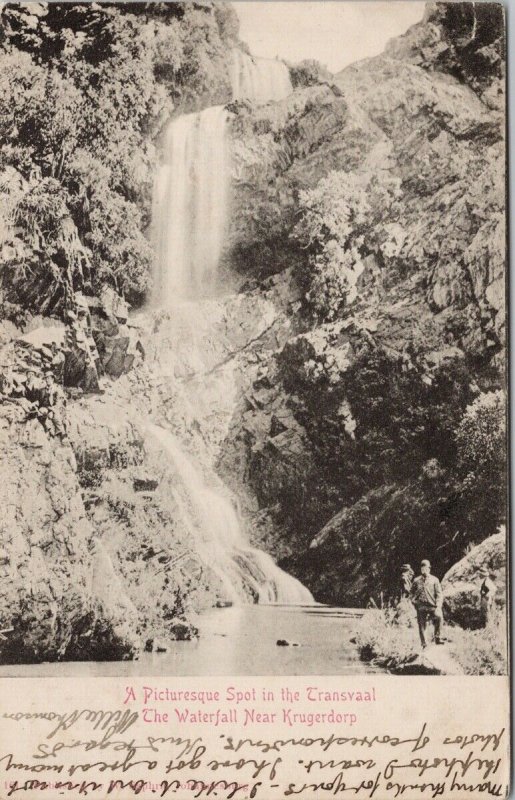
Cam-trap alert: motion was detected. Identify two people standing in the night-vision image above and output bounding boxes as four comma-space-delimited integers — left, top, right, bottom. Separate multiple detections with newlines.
408, 559, 497, 648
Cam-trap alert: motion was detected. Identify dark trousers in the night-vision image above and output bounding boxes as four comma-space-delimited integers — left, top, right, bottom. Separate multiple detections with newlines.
416, 605, 443, 647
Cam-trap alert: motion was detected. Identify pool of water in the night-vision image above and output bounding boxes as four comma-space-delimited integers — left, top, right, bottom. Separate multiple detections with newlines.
0, 605, 381, 676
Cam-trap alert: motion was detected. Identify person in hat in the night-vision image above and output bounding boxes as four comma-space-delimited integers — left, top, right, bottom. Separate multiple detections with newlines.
410, 559, 444, 648
41, 372, 58, 408
0, 366, 13, 397
479, 567, 496, 626
50, 343, 65, 383
400, 563, 415, 599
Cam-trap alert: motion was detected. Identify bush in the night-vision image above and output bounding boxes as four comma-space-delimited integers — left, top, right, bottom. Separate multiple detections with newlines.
448, 611, 507, 675
353, 602, 418, 667
455, 390, 506, 535
292, 171, 400, 321
289, 59, 332, 89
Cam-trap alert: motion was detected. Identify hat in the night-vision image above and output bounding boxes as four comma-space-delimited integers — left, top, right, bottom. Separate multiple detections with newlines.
421, 559, 431, 567
401, 564, 412, 570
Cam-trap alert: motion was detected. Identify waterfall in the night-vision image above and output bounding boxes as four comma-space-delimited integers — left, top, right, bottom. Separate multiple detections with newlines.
153, 106, 230, 306
149, 46, 310, 606
153, 50, 292, 305
147, 424, 313, 605
230, 49, 292, 104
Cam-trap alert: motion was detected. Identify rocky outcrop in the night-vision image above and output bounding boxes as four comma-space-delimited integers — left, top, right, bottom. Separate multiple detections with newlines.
0, 401, 139, 662
442, 530, 506, 628
229, 45, 505, 349
216, 5, 506, 604
384, 2, 505, 109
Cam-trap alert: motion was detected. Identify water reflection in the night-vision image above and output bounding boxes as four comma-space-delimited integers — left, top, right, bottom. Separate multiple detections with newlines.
0, 605, 381, 677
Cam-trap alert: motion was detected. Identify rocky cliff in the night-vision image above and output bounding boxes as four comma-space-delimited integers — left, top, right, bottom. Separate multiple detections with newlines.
220, 2, 506, 603
0, 2, 507, 658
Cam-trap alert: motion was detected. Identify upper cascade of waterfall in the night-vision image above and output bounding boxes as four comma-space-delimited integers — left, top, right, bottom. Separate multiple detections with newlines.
152, 47, 293, 306
230, 48, 292, 104
152, 105, 230, 306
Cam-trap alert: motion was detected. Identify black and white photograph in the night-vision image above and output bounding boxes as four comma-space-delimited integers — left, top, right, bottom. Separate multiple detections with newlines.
0, 0, 508, 679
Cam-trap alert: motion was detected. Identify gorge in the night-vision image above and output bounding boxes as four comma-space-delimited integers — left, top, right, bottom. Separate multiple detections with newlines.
0, 1, 507, 663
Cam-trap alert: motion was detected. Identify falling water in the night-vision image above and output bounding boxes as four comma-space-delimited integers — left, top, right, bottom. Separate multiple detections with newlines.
147, 424, 313, 605
149, 48, 309, 605
153, 50, 292, 305
153, 106, 230, 306
230, 49, 293, 104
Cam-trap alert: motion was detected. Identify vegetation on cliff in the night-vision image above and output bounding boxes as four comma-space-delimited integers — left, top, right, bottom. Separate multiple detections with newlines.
225, 5, 506, 606
0, 1, 238, 317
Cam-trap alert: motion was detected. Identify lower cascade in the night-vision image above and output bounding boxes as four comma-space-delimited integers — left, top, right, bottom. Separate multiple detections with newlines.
147, 423, 313, 605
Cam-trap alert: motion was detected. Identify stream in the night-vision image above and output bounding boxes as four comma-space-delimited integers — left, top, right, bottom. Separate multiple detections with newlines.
0, 605, 380, 676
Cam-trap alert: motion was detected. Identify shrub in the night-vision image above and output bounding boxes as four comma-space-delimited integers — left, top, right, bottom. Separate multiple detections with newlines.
455, 390, 507, 535
292, 171, 400, 321
289, 59, 333, 89
353, 602, 418, 667
448, 611, 507, 675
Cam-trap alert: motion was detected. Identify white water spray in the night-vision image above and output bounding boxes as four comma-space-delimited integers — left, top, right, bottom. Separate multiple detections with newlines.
153, 50, 292, 304
147, 424, 313, 605
230, 49, 293, 104
153, 106, 230, 306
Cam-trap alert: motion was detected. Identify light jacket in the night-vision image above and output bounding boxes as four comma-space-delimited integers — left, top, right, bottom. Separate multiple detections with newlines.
410, 574, 442, 608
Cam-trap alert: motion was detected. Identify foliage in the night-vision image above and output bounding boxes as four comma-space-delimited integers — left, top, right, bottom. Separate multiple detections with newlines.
355, 603, 507, 675
455, 390, 506, 532
292, 171, 401, 321
427, 4, 505, 95
278, 339, 477, 504
353, 603, 418, 668
448, 610, 507, 675
289, 59, 333, 89
277, 340, 503, 603
0, 1, 238, 316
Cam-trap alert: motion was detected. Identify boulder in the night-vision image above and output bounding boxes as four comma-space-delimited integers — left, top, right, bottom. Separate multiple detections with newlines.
442, 530, 506, 628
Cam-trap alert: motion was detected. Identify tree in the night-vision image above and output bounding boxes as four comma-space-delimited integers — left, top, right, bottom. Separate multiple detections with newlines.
455, 390, 506, 536
0, 0, 237, 315
292, 170, 400, 321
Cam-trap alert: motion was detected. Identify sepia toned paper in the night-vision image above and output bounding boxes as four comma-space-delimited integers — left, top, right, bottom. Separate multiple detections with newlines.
0, 1, 509, 798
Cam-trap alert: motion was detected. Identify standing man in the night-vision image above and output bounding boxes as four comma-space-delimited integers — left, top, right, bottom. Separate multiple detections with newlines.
410, 559, 444, 648
479, 567, 496, 626
400, 563, 415, 599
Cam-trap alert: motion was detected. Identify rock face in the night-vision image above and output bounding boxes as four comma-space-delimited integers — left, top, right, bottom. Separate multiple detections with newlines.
384, 3, 505, 110
0, 402, 139, 662
214, 6, 506, 605
229, 50, 504, 350
442, 530, 506, 629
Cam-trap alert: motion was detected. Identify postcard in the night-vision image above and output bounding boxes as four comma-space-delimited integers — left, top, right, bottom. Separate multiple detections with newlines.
0, 1, 509, 798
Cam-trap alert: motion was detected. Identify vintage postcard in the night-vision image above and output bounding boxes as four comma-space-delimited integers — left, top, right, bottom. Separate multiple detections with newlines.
0, 1, 510, 798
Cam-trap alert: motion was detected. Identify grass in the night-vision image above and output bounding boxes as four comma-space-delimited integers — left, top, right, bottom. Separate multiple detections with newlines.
447, 611, 507, 675
354, 602, 508, 675
353, 600, 418, 669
